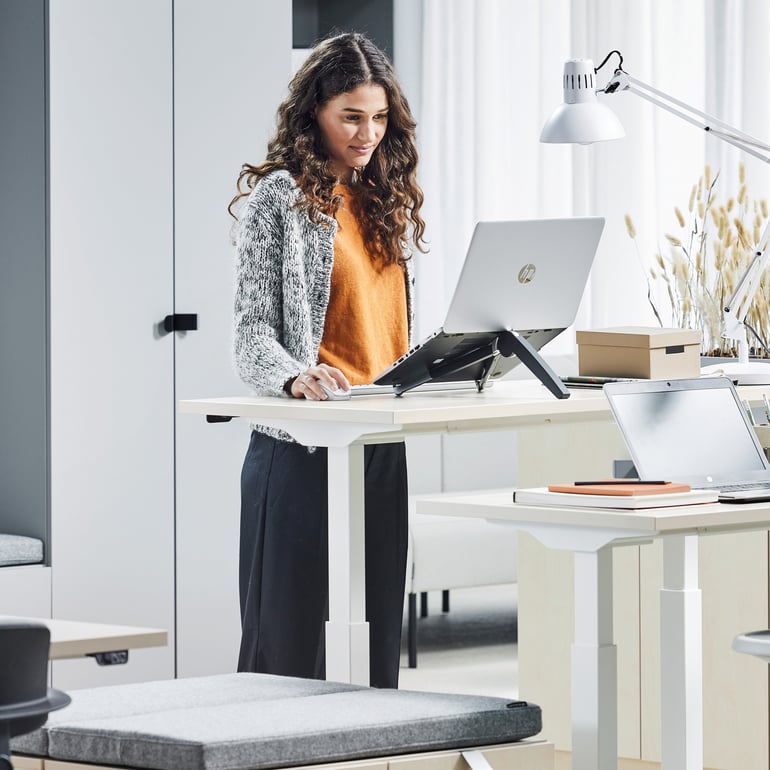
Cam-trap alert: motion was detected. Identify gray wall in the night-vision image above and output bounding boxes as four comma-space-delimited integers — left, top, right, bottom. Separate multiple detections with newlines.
0, 0, 49, 546
293, 0, 393, 55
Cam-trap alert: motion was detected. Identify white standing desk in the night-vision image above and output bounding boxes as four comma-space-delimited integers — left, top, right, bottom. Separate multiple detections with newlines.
179, 380, 620, 684
179, 380, 770, 770
416, 490, 770, 770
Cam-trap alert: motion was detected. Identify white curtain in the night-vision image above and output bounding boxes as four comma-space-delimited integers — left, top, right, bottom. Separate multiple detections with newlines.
399, 0, 770, 359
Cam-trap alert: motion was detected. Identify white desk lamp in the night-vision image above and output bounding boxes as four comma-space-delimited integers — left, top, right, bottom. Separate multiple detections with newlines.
541, 51, 770, 384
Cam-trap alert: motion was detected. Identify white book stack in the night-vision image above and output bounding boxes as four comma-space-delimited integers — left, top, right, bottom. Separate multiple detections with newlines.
513, 482, 719, 509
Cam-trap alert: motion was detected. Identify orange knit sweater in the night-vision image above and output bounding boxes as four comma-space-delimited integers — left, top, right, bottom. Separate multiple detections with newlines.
318, 186, 408, 385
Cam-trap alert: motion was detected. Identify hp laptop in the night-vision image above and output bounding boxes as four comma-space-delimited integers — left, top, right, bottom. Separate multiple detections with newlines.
373, 217, 605, 395
604, 376, 770, 502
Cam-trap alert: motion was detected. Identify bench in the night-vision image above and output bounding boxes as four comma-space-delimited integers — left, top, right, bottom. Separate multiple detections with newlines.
0, 534, 44, 567
11, 673, 550, 770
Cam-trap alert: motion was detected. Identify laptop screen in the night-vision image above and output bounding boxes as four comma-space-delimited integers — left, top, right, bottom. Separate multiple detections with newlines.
604, 377, 770, 486
442, 217, 605, 334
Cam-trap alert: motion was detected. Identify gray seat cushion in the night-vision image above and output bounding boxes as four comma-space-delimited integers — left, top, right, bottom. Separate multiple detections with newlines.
0, 533, 44, 566
13, 673, 361, 757
13, 673, 541, 770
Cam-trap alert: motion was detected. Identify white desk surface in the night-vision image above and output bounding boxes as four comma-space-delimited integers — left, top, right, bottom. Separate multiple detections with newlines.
179, 380, 770, 435
416, 489, 770, 539
0, 616, 168, 660
179, 380, 611, 429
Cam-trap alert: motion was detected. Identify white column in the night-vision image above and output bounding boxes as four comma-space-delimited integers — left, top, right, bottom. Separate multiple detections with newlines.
572, 547, 617, 770
660, 534, 702, 770
325, 444, 369, 684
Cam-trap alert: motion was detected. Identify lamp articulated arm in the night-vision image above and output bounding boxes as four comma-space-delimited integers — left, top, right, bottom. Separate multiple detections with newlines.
604, 69, 770, 164
723, 220, 770, 362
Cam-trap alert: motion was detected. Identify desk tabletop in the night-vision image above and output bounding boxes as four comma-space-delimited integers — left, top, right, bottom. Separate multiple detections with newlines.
180, 380, 770, 426
417, 489, 770, 538
180, 380, 770, 448
179, 380, 616, 429
0, 616, 168, 660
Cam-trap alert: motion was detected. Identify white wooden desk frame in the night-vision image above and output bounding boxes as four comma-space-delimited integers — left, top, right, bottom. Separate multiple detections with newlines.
417, 490, 770, 770
179, 381, 770, 770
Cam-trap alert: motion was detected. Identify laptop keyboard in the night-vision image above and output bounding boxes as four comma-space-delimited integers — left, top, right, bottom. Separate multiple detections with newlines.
347, 381, 486, 397
713, 482, 770, 492
348, 384, 396, 396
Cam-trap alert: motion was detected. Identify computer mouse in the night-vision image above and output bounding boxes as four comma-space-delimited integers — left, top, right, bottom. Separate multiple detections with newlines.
319, 381, 351, 401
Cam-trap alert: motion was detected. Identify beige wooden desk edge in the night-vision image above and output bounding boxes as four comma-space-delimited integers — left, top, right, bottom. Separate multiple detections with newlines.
0, 616, 168, 659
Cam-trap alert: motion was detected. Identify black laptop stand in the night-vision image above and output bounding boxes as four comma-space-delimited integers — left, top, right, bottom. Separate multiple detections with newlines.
392, 330, 570, 399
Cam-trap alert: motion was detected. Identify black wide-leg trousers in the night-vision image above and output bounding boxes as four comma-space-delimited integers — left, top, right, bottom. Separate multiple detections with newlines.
237, 430, 408, 688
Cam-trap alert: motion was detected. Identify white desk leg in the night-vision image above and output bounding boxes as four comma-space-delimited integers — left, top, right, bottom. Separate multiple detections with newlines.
660, 534, 702, 770
572, 547, 617, 770
325, 444, 369, 684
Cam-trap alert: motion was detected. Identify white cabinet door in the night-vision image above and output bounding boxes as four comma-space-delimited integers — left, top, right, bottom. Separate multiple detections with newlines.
49, 0, 176, 688
173, 1, 292, 677
47, 0, 292, 685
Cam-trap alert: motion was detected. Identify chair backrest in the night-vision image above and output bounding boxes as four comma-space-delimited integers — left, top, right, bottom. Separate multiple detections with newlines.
0, 621, 70, 740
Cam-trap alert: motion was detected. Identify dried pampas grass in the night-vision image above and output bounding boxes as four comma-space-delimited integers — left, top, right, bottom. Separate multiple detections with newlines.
626, 164, 770, 356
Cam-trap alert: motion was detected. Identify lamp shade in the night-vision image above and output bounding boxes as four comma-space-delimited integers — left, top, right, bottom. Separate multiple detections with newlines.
540, 59, 625, 144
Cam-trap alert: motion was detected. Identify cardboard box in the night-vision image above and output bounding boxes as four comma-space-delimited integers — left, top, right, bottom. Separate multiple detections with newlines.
576, 326, 702, 379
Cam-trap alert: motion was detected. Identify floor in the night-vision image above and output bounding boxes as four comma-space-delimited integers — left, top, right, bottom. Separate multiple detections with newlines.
398, 583, 519, 699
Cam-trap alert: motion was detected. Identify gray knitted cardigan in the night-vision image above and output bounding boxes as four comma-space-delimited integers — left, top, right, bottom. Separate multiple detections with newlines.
233, 169, 415, 441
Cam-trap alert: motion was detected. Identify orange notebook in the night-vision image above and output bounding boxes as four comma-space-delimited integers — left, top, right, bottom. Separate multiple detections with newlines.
547, 481, 691, 496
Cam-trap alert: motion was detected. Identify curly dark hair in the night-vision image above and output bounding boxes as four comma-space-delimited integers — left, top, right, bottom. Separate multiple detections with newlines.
228, 32, 426, 263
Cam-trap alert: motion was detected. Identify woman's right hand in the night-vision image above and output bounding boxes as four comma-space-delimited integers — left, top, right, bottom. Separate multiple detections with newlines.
289, 364, 350, 400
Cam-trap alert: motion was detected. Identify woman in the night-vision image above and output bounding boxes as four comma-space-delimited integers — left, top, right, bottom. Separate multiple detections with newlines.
229, 32, 426, 688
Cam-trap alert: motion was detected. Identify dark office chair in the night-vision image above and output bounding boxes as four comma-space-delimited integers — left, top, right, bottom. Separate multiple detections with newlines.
0, 620, 70, 769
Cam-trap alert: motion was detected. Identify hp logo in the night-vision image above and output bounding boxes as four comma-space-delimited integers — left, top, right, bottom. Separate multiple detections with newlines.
518, 264, 536, 284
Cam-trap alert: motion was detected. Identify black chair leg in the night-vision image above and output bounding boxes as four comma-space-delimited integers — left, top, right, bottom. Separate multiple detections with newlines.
420, 591, 428, 617
442, 589, 450, 613
0, 726, 12, 769
408, 592, 418, 668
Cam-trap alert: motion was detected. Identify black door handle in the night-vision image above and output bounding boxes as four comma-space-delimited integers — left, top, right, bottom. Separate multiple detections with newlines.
163, 313, 198, 333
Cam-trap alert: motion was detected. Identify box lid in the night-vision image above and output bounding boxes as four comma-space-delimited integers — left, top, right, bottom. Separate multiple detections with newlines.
575, 326, 702, 349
